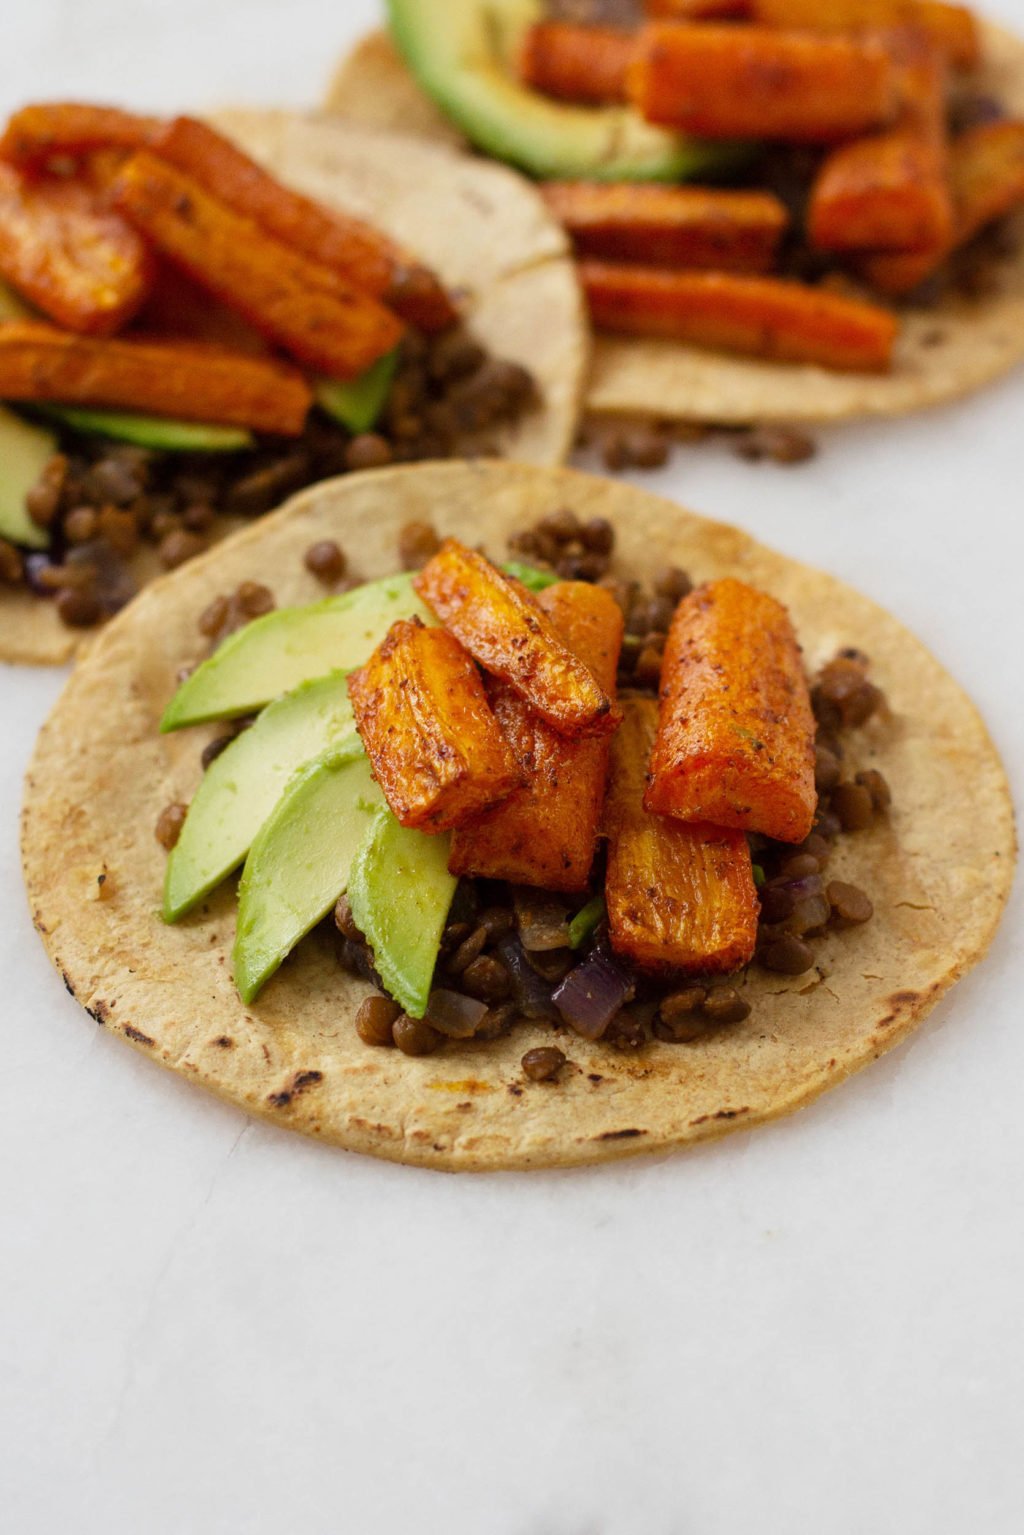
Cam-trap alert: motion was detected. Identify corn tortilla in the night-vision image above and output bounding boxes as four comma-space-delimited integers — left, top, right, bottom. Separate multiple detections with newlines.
326, 23, 1024, 424
1, 112, 587, 666
21, 461, 1015, 1171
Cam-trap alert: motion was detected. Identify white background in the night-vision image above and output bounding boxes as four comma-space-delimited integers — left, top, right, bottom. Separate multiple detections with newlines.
2, 3, 1022, 1531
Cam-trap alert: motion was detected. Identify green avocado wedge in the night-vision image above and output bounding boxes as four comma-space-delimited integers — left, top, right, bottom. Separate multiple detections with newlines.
0, 407, 57, 551
161, 562, 556, 731
348, 806, 458, 1020
233, 737, 383, 1004
316, 349, 399, 434
161, 573, 430, 731
35, 405, 254, 454
387, 0, 747, 182
163, 671, 356, 922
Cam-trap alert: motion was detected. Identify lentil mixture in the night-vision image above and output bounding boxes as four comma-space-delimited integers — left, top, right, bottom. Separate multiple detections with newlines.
160, 507, 893, 1079
0, 327, 536, 629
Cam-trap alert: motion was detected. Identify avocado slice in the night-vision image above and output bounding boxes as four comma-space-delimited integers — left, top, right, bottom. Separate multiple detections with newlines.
316, 349, 399, 435
161, 562, 554, 731
233, 737, 383, 1003
161, 573, 430, 731
36, 404, 254, 454
387, 0, 745, 182
163, 671, 357, 922
348, 806, 458, 1019
0, 406, 57, 551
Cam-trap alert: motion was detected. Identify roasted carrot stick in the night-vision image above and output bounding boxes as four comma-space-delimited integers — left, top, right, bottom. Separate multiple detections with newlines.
0, 103, 160, 165
541, 182, 788, 272
630, 23, 899, 143
645, 578, 817, 844
518, 21, 635, 104
415, 540, 620, 739
448, 582, 624, 891
151, 116, 456, 334
808, 30, 953, 254
751, 1, 980, 70
0, 164, 154, 336
112, 151, 404, 379
134, 266, 272, 356
605, 697, 759, 976
348, 618, 523, 834
863, 119, 1024, 293
0, 321, 312, 435
580, 261, 898, 371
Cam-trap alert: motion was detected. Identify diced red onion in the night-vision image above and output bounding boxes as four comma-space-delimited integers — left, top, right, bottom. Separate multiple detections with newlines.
553, 946, 635, 1041
495, 934, 560, 1021
425, 989, 489, 1039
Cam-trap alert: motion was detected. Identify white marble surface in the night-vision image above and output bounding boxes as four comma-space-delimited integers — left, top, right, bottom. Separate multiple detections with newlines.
2, 4, 1023, 1531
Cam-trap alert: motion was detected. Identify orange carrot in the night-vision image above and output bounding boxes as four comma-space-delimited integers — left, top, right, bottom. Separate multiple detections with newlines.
0, 102, 160, 165
448, 582, 624, 892
605, 697, 759, 976
0, 164, 154, 335
0, 321, 312, 434
112, 151, 404, 379
541, 182, 788, 272
751, 1, 980, 70
808, 30, 953, 253
518, 21, 635, 104
645, 578, 817, 844
134, 266, 272, 356
863, 118, 1024, 293
348, 618, 523, 834
630, 23, 899, 142
151, 116, 456, 334
415, 540, 620, 739
580, 261, 898, 371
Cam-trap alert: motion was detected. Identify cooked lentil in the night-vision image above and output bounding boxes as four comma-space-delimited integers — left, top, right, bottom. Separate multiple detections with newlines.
522, 1046, 567, 1082
303, 540, 347, 583
155, 802, 187, 850
355, 995, 401, 1048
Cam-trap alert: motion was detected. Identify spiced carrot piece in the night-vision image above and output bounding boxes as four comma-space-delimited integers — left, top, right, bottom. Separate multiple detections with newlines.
448, 583, 624, 892
605, 697, 759, 976
151, 116, 456, 334
0, 165, 154, 336
541, 182, 788, 272
863, 119, 1024, 293
580, 261, 897, 371
415, 540, 619, 739
518, 21, 635, 104
112, 151, 404, 379
0, 103, 160, 165
348, 618, 523, 834
0, 321, 312, 434
809, 30, 953, 254
645, 578, 817, 844
630, 23, 899, 143
751, 1, 980, 71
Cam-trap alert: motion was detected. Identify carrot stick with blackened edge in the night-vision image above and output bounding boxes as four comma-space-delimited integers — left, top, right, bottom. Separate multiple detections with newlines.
541, 182, 788, 272
0, 321, 312, 435
630, 23, 900, 142
580, 261, 898, 372
605, 697, 760, 976
519, 22, 636, 103
0, 164, 154, 335
150, 116, 456, 333
415, 540, 620, 738
448, 582, 624, 891
645, 578, 817, 844
112, 151, 404, 379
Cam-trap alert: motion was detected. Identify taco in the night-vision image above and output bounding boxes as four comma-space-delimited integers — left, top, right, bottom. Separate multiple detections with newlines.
21, 461, 1014, 1171
325, 3, 1024, 427
0, 106, 587, 665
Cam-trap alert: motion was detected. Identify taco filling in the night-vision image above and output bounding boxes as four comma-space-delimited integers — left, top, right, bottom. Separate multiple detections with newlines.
155, 507, 892, 1074
0, 106, 540, 638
